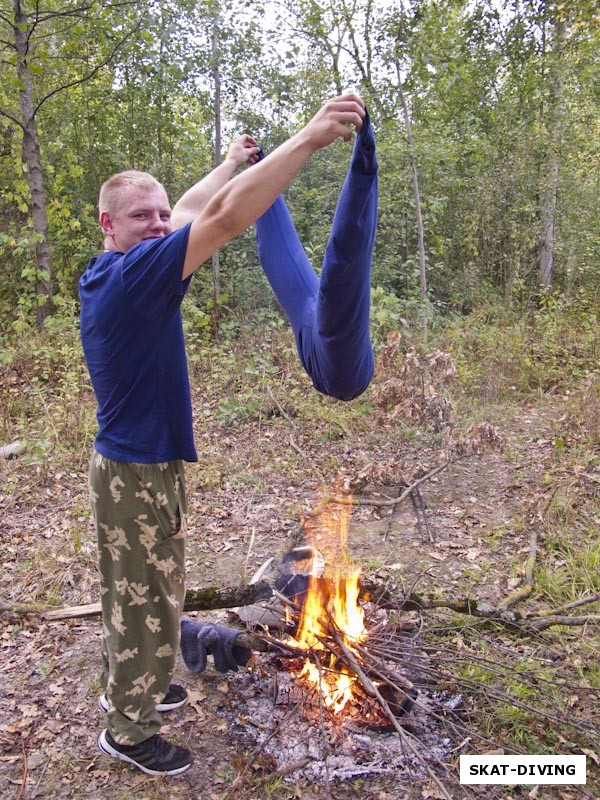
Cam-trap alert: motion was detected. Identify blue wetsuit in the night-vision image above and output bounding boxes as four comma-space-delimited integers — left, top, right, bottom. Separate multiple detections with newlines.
255, 111, 378, 401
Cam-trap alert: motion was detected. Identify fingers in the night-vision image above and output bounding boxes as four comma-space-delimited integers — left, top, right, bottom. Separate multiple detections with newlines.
330, 92, 366, 110
328, 97, 365, 123
315, 93, 366, 140
240, 133, 258, 147
241, 135, 260, 160
228, 134, 260, 166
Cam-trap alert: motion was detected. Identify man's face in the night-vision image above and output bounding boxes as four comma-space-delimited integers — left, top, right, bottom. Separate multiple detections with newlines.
101, 185, 172, 253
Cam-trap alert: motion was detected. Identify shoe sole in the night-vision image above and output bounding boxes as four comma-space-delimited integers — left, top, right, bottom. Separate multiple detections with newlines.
98, 694, 187, 713
97, 730, 192, 776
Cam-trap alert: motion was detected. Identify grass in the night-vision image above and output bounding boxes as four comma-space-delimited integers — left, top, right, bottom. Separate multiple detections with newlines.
439, 296, 599, 403
536, 540, 600, 604
1, 294, 599, 798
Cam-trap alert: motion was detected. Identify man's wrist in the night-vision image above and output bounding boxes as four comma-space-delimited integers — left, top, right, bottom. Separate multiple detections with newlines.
223, 154, 245, 173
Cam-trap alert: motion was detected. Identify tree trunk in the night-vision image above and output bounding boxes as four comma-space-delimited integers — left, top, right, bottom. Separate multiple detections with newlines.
539, 155, 559, 288
396, 59, 427, 301
211, 18, 222, 331
14, 0, 52, 326
538, 17, 565, 289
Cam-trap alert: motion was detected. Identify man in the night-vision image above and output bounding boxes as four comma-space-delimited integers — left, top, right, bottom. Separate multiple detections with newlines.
80, 94, 368, 777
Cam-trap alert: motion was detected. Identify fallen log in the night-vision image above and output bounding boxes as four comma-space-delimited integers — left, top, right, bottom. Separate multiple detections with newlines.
43, 580, 274, 620
29, 578, 600, 632
40, 579, 519, 628
40, 578, 410, 621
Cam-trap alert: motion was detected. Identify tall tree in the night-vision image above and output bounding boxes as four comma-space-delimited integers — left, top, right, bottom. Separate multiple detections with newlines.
211, 9, 223, 327
0, 0, 141, 324
538, 5, 566, 289
395, 57, 427, 300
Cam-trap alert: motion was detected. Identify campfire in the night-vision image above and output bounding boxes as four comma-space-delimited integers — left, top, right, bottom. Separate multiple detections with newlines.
219, 487, 598, 797
271, 497, 417, 729
221, 494, 453, 795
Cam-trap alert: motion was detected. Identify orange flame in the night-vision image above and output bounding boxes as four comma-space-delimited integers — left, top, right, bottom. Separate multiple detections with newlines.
290, 495, 366, 714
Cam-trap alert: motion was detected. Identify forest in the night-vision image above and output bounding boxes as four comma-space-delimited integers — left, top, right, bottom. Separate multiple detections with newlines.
1, 1, 599, 799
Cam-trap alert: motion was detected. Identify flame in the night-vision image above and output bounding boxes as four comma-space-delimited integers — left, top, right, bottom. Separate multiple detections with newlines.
289, 495, 366, 714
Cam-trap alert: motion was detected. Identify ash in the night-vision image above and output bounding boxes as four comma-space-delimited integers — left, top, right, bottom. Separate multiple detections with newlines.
222, 657, 453, 785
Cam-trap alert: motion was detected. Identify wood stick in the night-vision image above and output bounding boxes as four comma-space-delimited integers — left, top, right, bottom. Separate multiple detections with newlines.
527, 614, 600, 631
329, 629, 453, 800
42, 581, 273, 620
498, 524, 540, 609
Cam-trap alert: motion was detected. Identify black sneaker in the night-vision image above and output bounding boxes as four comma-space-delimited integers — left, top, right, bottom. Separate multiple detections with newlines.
98, 684, 188, 714
98, 729, 193, 776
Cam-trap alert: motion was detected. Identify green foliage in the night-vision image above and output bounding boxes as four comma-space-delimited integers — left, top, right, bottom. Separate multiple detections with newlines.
438, 292, 599, 403
370, 286, 410, 343
0, 302, 93, 460
1, 0, 598, 321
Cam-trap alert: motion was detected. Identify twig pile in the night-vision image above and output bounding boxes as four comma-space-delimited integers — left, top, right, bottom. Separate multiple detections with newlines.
253, 591, 456, 799
223, 585, 600, 800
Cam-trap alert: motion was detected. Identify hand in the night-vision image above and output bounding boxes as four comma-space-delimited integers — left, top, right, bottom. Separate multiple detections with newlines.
303, 93, 366, 149
226, 134, 260, 169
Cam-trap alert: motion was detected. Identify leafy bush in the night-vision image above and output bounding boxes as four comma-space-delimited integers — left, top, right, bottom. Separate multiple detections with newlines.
438, 292, 599, 403
0, 303, 93, 457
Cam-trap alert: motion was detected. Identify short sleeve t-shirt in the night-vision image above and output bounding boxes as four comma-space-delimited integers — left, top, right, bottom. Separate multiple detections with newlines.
79, 224, 198, 463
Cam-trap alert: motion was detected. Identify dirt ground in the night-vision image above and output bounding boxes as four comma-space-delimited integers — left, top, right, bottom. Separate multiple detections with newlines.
1, 389, 599, 800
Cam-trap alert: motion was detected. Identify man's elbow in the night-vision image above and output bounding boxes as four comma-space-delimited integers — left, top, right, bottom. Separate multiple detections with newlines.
203, 194, 250, 241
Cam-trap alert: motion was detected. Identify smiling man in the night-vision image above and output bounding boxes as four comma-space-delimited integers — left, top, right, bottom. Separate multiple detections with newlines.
79, 94, 368, 778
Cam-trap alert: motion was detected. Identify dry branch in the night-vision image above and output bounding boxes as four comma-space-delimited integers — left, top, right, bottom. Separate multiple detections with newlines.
329, 629, 453, 800
527, 614, 600, 631
306, 459, 455, 515
498, 524, 540, 609
20, 577, 598, 633
541, 593, 600, 615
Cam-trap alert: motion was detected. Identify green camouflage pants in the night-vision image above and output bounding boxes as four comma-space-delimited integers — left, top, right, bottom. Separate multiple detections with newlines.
88, 450, 187, 744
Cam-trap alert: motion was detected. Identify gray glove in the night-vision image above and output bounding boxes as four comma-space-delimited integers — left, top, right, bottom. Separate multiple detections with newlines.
180, 616, 251, 673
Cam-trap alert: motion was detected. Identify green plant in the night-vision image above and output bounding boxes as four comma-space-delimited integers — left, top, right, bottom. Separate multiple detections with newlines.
536, 541, 600, 605
438, 293, 599, 404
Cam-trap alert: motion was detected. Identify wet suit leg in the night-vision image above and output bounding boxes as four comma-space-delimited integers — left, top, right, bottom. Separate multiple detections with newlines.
254, 111, 378, 401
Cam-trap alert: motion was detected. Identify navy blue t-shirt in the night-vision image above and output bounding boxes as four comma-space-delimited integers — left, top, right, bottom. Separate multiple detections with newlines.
79, 224, 198, 463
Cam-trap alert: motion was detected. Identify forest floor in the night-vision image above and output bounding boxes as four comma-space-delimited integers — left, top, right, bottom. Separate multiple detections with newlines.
1, 327, 599, 800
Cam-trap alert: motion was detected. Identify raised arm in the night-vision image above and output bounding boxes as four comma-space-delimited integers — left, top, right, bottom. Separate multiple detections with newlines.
177, 93, 366, 280
171, 135, 260, 230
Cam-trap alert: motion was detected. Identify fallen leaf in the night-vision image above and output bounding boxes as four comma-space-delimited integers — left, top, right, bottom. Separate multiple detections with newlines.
582, 747, 599, 766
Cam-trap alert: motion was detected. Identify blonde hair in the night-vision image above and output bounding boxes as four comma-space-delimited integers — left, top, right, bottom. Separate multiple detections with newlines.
98, 170, 166, 216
